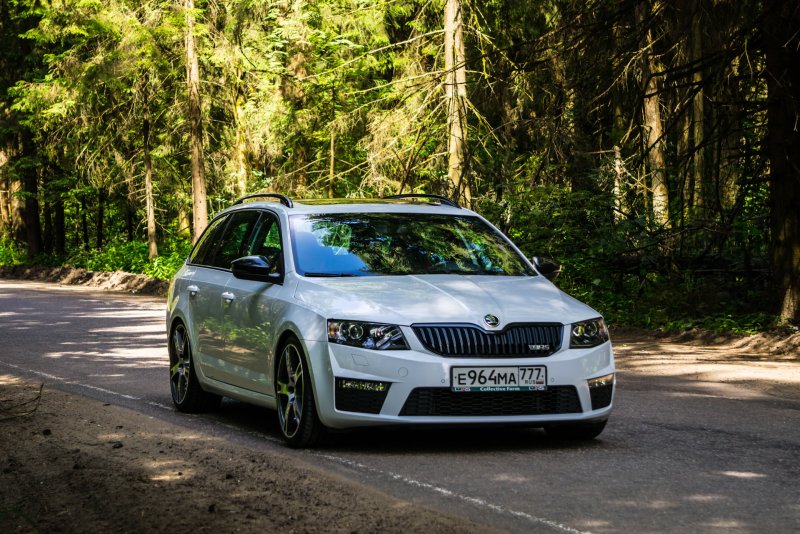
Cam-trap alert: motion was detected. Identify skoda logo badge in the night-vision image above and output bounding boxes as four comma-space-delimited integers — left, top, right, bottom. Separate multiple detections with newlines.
484, 314, 500, 327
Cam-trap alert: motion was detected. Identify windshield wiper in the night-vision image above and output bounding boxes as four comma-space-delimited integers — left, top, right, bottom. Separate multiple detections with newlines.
303, 272, 359, 277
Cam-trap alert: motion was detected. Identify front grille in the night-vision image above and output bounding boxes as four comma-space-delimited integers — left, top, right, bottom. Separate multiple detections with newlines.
412, 323, 562, 357
400, 386, 582, 416
335, 379, 390, 414
590, 383, 613, 410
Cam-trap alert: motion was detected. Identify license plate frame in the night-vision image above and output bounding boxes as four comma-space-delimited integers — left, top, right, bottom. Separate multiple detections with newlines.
450, 366, 547, 392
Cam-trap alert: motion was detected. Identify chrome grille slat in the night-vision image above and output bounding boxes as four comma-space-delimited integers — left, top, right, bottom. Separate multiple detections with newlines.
412, 324, 562, 358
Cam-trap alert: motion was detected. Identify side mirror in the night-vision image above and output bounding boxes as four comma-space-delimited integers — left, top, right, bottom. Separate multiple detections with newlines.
532, 256, 561, 281
231, 255, 283, 284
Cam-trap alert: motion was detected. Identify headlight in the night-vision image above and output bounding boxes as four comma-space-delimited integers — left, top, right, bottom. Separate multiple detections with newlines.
327, 320, 409, 350
570, 318, 609, 348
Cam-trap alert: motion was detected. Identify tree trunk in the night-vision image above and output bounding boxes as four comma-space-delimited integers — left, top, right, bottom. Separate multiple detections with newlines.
613, 146, 624, 222
328, 127, 335, 199
637, 1, 669, 228
0, 147, 10, 238
19, 133, 42, 256
42, 199, 52, 254
690, 6, 704, 213
444, 0, 470, 204
763, 0, 800, 323
177, 196, 192, 239
80, 195, 89, 250
23, 170, 41, 256
0, 190, 7, 238
11, 174, 24, 245
231, 92, 248, 198
54, 196, 65, 256
185, 0, 208, 242
114, 150, 136, 243
96, 187, 105, 250
143, 115, 158, 260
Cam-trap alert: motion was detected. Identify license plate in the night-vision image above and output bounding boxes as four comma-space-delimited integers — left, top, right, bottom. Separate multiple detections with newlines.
451, 366, 547, 392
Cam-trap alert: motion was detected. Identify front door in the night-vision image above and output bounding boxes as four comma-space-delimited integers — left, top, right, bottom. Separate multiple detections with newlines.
220, 211, 285, 394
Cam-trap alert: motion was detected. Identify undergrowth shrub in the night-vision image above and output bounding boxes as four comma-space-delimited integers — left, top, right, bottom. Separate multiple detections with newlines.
0, 238, 26, 266
66, 239, 191, 280
476, 185, 775, 331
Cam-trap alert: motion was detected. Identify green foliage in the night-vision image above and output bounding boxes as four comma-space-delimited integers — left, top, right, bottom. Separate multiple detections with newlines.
2, 234, 188, 280
65, 239, 190, 280
477, 183, 776, 331
663, 313, 774, 336
0, 239, 27, 266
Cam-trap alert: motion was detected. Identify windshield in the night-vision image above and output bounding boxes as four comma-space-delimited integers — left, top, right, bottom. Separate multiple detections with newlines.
289, 213, 535, 277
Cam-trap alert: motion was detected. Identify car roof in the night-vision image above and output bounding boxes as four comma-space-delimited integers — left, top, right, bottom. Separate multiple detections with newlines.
220, 195, 476, 217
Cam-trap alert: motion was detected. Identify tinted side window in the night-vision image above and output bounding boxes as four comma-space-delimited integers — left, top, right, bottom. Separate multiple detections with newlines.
207, 210, 260, 269
246, 212, 283, 273
188, 215, 228, 266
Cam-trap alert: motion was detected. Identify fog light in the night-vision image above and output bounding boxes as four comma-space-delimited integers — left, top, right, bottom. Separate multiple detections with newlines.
588, 373, 614, 389
588, 373, 614, 410
336, 378, 389, 392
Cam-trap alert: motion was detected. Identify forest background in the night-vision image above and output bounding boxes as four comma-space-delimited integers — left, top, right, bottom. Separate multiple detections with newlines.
1, 0, 799, 332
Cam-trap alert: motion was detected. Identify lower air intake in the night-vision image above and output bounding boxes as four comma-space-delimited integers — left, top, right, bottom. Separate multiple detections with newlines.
400, 386, 582, 416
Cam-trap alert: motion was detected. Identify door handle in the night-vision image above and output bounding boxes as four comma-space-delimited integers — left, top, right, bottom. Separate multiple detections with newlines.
187, 285, 199, 297
221, 292, 235, 303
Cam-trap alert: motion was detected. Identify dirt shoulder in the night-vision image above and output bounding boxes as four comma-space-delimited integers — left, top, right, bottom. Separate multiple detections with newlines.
0, 265, 169, 297
0, 376, 493, 533
612, 334, 800, 402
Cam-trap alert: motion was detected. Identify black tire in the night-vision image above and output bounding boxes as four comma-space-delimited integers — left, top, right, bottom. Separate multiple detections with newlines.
544, 419, 607, 440
169, 321, 221, 413
275, 337, 323, 448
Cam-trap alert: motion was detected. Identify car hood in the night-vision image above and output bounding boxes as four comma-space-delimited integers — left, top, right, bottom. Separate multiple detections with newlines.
293, 274, 600, 328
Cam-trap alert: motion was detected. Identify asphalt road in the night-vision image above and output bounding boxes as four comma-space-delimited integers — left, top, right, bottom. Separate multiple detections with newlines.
1, 279, 799, 533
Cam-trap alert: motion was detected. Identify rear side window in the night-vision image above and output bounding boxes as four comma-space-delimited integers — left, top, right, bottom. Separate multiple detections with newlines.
188, 215, 228, 266
207, 210, 261, 269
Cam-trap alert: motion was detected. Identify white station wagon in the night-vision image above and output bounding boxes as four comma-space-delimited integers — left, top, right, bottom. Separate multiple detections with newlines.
167, 194, 615, 447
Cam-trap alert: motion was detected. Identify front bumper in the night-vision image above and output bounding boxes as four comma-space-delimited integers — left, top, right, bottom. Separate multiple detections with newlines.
303, 326, 615, 429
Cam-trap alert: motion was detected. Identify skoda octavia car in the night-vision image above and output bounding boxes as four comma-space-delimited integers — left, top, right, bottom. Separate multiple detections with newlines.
166, 194, 614, 447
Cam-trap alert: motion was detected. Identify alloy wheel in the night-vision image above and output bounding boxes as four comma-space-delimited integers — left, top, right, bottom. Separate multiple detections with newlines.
169, 323, 191, 404
276, 343, 305, 439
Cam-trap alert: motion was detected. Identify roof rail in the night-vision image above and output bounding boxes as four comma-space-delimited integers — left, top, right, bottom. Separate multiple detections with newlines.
383, 194, 460, 208
233, 193, 293, 208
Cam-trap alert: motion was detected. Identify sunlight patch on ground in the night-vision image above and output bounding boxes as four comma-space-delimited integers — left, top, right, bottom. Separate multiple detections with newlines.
144, 459, 196, 482
89, 325, 163, 334
716, 471, 767, 479
492, 473, 529, 483
613, 499, 677, 510
40, 348, 167, 368
626, 362, 800, 388
75, 310, 162, 320
700, 518, 748, 529
685, 494, 726, 502
615, 339, 800, 402
149, 470, 196, 482
0, 374, 26, 385
577, 519, 612, 529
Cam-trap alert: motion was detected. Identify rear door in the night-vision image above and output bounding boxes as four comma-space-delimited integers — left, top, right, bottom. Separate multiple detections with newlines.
185, 215, 228, 362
